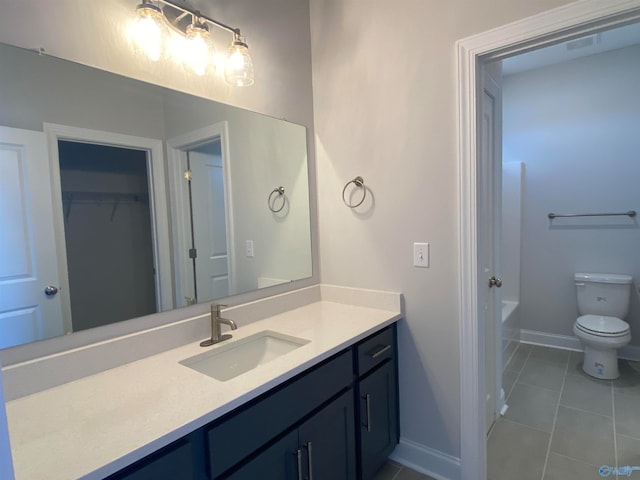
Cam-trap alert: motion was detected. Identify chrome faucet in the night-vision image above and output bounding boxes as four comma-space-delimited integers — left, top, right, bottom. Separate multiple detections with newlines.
200, 303, 237, 347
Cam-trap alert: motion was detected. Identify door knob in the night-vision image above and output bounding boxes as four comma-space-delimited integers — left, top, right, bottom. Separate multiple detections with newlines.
44, 285, 59, 296
488, 276, 502, 288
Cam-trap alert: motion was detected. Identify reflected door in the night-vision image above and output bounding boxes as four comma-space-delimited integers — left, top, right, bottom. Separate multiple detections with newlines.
0, 126, 64, 348
188, 146, 230, 300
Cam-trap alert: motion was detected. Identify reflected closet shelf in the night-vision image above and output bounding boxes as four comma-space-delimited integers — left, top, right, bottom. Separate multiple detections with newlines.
61, 191, 149, 222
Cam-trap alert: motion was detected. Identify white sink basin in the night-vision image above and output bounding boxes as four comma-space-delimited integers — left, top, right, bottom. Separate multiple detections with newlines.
180, 330, 310, 382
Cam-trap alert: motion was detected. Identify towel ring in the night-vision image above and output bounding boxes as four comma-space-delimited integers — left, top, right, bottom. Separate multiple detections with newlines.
342, 176, 366, 208
268, 186, 286, 213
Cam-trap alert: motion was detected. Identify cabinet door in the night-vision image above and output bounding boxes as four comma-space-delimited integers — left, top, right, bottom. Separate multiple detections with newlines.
224, 430, 298, 480
298, 390, 356, 480
207, 351, 353, 478
359, 361, 399, 480
109, 439, 195, 480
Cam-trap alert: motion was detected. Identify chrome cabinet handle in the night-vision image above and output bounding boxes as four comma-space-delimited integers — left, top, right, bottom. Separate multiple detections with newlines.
295, 449, 303, 480
488, 276, 503, 288
305, 442, 314, 480
362, 393, 372, 432
370, 344, 391, 359
44, 285, 59, 296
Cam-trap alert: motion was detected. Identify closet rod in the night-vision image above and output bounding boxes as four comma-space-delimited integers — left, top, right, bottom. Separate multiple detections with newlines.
548, 210, 636, 219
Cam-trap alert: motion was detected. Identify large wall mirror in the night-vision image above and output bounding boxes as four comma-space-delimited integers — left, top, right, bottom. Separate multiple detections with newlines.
0, 41, 313, 350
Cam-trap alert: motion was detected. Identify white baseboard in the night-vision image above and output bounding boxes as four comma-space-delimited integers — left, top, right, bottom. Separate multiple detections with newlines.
519, 329, 582, 351
519, 329, 640, 362
619, 345, 640, 362
389, 437, 461, 480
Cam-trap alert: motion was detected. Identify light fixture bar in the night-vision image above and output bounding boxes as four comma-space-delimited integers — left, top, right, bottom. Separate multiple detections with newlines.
154, 0, 241, 36
133, 0, 254, 86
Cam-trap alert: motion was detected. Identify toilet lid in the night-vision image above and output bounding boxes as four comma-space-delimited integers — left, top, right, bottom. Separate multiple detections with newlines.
576, 315, 630, 335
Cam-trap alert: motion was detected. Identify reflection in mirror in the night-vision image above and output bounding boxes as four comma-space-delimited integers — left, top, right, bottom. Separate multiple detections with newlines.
0, 42, 312, 350
59, 141, 157, 332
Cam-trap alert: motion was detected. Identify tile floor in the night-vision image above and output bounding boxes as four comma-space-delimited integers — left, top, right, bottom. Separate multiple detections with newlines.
373, 460, 436, 480
488, 342, 640, 480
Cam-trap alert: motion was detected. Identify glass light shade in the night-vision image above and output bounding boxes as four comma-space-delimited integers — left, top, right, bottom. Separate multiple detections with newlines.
132, 3, 165, 62
224, 36, 254, 87
183, 23, 215, 76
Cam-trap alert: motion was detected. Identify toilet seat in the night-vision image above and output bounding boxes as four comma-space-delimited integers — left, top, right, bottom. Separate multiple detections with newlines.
576, 314, 630, 337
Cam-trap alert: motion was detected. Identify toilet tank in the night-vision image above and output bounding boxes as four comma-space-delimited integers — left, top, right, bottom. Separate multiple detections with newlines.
575, 273, 633, 318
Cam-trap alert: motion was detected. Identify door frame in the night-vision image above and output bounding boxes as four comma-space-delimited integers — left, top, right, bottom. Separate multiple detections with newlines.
167, 122, 235, 306
456, 1, 640, 478
44, 123, 173, 329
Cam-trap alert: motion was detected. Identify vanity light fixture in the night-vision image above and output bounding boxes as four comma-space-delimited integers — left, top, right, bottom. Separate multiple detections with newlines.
132, 1, 166, 62
132, 0, 254, 86
183, 18, 215, 76
225, 33, 254, 87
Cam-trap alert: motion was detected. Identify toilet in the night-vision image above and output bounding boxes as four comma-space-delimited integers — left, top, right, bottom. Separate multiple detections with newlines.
573, 273, 632, 379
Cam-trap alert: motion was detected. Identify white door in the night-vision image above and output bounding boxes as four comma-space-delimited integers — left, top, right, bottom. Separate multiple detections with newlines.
0, 126, 64, 348
480, 70, 503, 433
189, 149, 230, 300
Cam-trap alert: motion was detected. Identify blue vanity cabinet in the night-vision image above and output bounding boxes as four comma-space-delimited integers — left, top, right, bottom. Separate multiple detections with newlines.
105, 322, 398, 480
105, 432, 205, 480
355, 325, 399, 480
223, 430, 299, 480
206, 351, 354, 478
225, 389, 356, 480
297, 389, 357, 479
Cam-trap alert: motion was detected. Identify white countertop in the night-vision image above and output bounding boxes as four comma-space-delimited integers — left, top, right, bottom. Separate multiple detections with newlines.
5, 299, 401, 480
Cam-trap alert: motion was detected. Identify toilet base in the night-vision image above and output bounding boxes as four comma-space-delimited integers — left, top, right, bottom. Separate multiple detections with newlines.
582, 345, 619, 380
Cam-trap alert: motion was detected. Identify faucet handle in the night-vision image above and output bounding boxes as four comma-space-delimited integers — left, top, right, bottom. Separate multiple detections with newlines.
211, 303, 228, 316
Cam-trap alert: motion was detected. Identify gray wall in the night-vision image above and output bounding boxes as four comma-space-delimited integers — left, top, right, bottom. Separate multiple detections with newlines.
0, 42, 167, 138
503, 45, 640, 344
309, 0, 574, 468
163, 96, 312, 293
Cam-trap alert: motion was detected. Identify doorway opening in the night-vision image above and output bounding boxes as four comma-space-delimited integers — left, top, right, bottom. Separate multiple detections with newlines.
457, 2, 640, 479
44, 122, 173, 336
485, 21, 640, 480
167, 122, 234, 308
58, 141, 157, 331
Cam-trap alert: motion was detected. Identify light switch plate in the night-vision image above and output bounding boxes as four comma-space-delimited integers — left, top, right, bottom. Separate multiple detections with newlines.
246, 240, 254, 258
413, 242, 429, 268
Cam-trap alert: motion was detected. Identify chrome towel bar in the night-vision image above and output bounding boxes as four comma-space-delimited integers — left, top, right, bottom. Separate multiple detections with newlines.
548, 211, 636, 219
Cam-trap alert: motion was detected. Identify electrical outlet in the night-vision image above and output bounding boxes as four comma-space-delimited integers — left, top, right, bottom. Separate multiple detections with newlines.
413, 242, 429, 268
246, 240, 254, 258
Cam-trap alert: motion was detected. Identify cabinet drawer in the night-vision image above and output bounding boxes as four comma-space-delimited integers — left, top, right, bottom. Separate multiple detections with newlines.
357, 326, 395, 377
207, 350, 353, 478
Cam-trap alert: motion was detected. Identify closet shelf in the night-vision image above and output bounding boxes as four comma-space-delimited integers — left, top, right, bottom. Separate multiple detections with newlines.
62, 191, 149, 222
